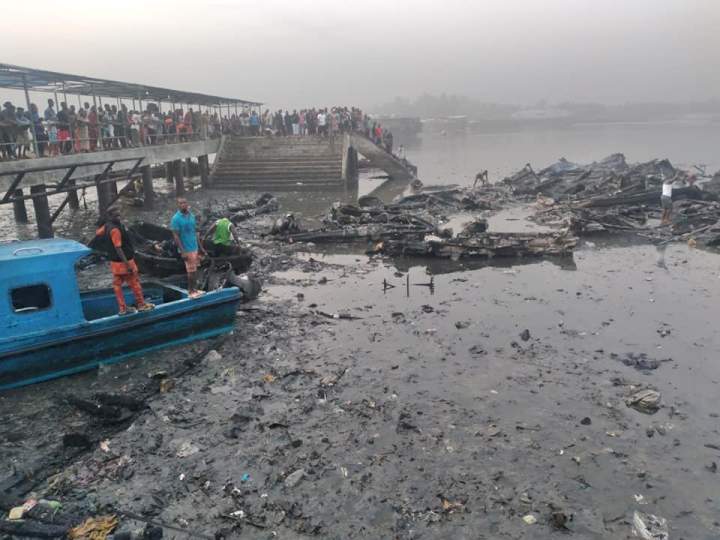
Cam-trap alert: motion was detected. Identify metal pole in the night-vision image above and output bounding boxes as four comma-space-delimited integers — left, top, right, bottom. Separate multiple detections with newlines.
92, 86, 102, 150
22, 75, 40, 158
62, 82, 68, 106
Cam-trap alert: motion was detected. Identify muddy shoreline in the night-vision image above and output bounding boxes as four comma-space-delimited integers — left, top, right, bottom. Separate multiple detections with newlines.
2, 175, 720, 538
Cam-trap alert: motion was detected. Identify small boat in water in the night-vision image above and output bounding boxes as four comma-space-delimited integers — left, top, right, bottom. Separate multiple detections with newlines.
127, 222, 253, 277
0, 238, 241, 390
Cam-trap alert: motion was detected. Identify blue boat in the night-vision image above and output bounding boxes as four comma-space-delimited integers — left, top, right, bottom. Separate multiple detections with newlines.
0, 238, 241, 391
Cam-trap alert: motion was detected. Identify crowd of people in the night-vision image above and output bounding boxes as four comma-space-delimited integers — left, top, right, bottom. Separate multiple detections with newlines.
0, 98, 226, 161
221, 106, 396, 153
0, 99, 397, 161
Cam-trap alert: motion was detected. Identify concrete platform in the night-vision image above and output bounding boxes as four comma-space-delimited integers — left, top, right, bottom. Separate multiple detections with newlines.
0, 138, 221, 189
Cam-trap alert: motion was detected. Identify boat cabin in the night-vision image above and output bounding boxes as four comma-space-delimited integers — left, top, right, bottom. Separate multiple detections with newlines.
1, 239, 93, 340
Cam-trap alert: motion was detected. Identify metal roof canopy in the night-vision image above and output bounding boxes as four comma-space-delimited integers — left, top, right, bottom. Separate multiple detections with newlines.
0, 62, 262, 107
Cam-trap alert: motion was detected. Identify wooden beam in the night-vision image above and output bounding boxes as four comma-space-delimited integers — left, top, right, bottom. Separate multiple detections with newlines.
56, 165, 78, 189
50, 194, 71, 224
1, 172, 26, 203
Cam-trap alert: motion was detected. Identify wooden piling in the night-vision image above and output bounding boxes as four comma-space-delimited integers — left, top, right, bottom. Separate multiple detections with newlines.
141, 165, 154, 209
185, 157, 193, 179
31, 184, 53, 238
199, 155, 209, 188
173, 159, 185, 196
67, 179, 79, 210
97, 181, 112, 215
12, 189, 28, 223
165, 162, 174, 183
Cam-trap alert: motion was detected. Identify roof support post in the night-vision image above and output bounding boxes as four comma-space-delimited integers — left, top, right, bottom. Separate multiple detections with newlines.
22, 75, 40, 158
92, 85, 103, 149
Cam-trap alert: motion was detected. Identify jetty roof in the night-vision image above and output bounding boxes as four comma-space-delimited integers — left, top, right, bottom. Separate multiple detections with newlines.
0, 62, 262, 107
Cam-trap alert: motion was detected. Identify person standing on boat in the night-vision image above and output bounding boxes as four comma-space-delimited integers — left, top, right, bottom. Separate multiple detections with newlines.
171, 198, 206, 298
95, 207, 155, 315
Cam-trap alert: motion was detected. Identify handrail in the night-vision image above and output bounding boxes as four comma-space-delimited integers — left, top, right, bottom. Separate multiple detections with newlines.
13, 247, 44, 256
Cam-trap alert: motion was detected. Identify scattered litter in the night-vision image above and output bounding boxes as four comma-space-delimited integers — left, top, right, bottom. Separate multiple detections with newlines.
632, 511, 668, 540
8, 499, 36, 520
284, 468, 305, 488
69, 515, 119, 540
176, 441, 200, 458
626, 389, 661, 414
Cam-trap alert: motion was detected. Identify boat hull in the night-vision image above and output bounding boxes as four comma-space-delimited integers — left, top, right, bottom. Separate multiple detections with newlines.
134, 250, 252, 277
0, 287, 241, 390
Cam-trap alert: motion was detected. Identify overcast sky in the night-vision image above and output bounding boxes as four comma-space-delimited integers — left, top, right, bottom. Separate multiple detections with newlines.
3, 0, 719, 109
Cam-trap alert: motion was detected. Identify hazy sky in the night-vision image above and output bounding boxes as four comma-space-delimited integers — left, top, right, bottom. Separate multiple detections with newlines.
3, 0, 719, 109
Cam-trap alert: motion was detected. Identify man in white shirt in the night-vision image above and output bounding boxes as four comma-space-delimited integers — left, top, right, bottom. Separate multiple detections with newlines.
317, 110, 327, 136
660, 173, 680, 226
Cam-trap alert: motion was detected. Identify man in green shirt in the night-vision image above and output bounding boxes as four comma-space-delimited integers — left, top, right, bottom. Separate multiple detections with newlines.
203, 217, 240, 257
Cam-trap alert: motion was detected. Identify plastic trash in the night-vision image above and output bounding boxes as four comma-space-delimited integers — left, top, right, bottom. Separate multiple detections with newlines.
632, 511, 668, 540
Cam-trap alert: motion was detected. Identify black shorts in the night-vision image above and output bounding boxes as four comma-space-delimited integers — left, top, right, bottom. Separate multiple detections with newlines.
210, 243, 234, 257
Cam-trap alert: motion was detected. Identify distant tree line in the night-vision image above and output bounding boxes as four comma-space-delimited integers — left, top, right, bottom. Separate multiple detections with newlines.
374, 93, 720, 124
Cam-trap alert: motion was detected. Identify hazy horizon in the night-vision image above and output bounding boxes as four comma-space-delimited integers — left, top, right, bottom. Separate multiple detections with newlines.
3, 0, 719, 110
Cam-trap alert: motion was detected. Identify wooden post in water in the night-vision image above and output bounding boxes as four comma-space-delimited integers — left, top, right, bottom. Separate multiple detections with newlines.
31, 184, 53, 238
199, 155, 209, 188
141, 165, 154, 209
108, 178, 118, 199
173, 159, 185, 196
97, 181, 111, 215
185, 157, 193, 179
12, 189, 28, 223
165, 161, 174, 183
67, 179, 79, 210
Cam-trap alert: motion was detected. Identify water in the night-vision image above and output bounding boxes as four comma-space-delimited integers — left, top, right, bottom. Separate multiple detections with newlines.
406, 122, 720, 185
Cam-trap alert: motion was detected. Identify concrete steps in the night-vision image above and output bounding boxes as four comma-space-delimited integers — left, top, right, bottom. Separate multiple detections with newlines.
347, 134, 416, 180
210, 135, 346, 190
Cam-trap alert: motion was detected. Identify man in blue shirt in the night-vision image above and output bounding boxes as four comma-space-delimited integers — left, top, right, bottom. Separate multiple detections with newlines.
170, 198, 206, 297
